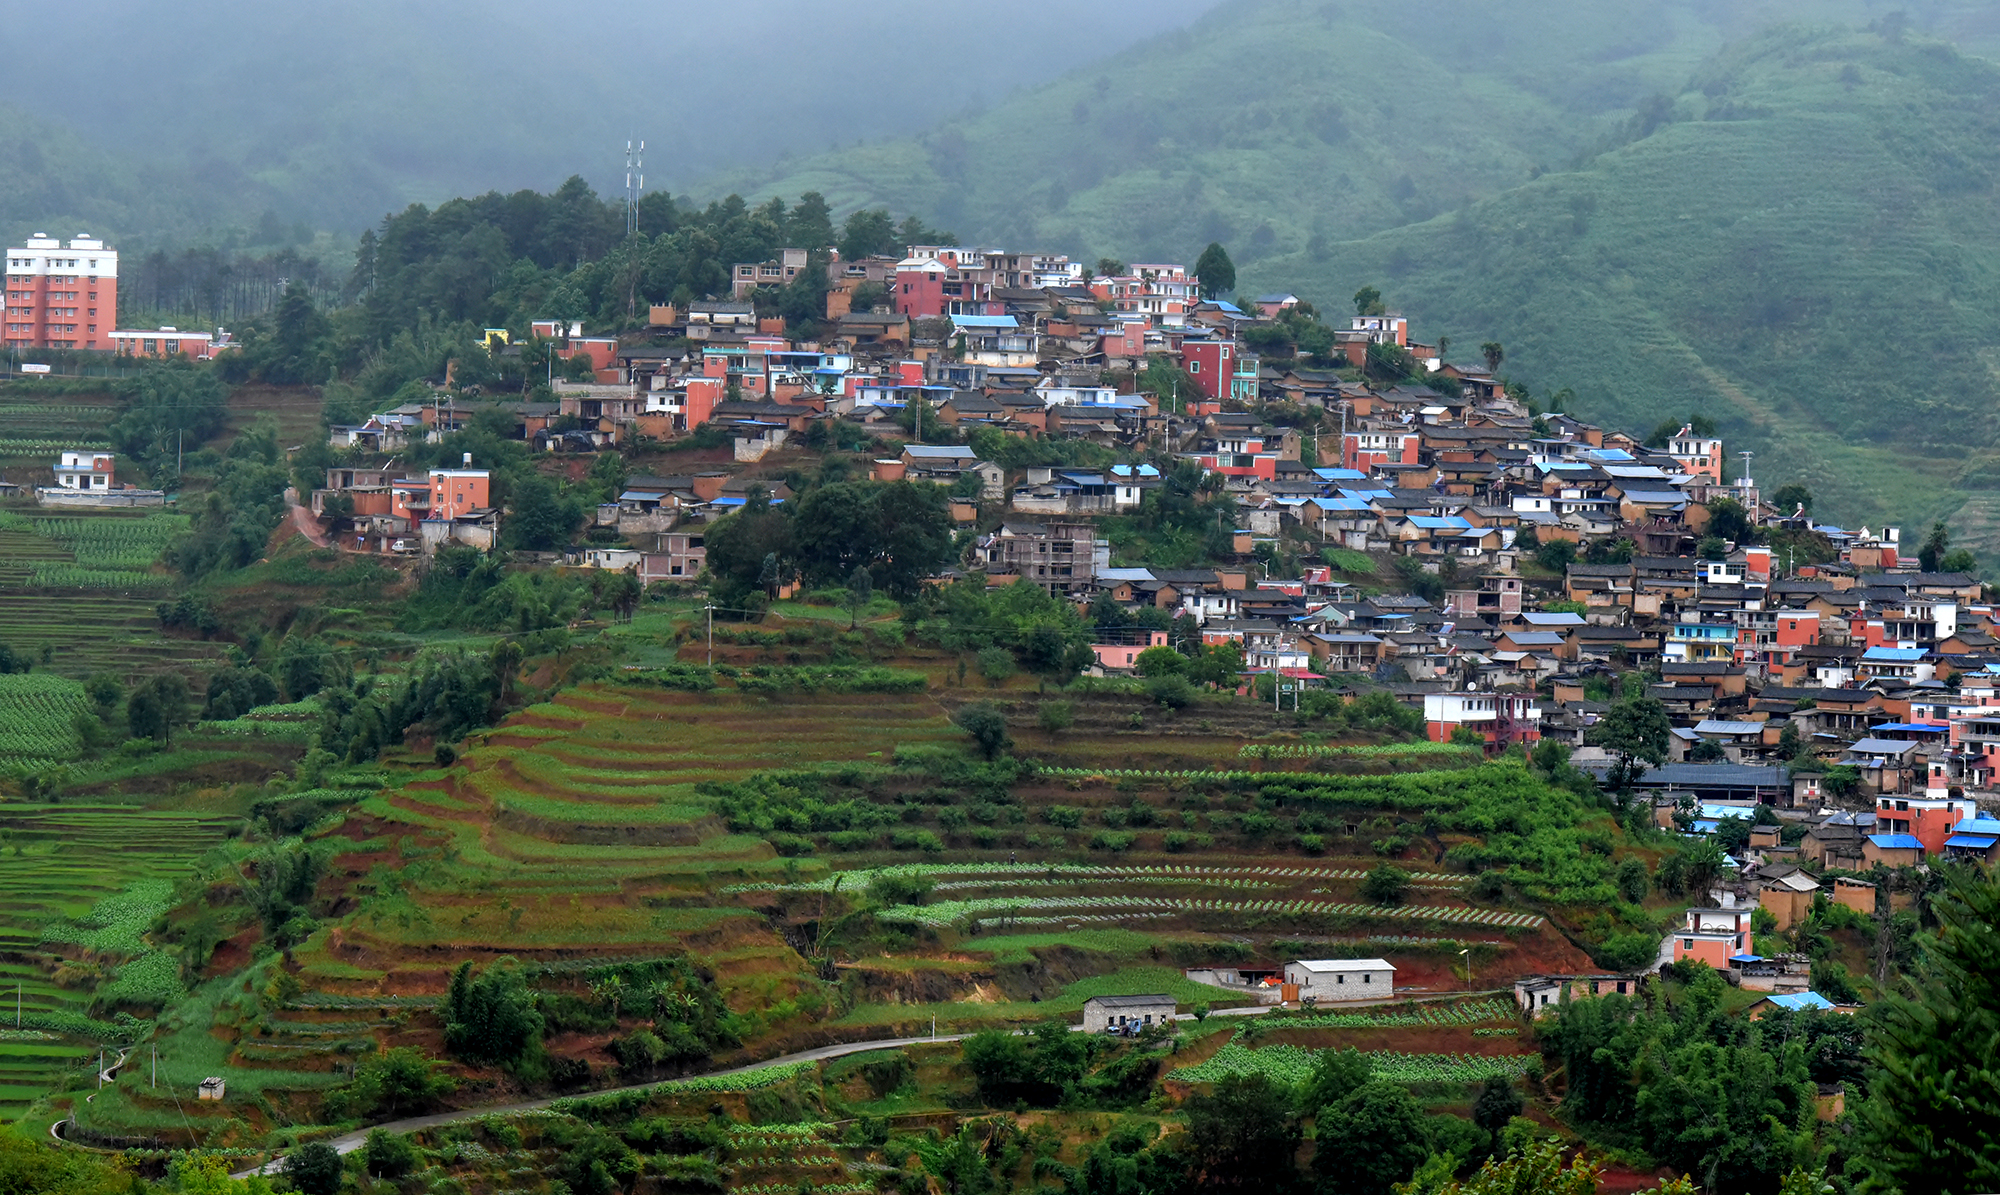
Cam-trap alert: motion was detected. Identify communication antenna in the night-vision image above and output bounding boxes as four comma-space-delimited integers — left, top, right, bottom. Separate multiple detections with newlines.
625, 139, 646, 236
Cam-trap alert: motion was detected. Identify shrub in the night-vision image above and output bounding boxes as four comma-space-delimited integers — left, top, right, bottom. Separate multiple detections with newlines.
1361, 864, 1410, 906
1164, 830, 1191, 853
285, 1143, 344, 1195
1616, 858, 1649, 903
977, 647, 1016, 685
1297, 833, 1326, 854
1089, 831, 1135, 852
1592, 931, 1662, 972
1147, 674, 1195, 709
767, 833, 815, 857
953, 702, 1012, 759
443, 960, 544, 1067
1044, 805, 1084, 829
890, 828, 946, 853
362, 1130, 419, 1180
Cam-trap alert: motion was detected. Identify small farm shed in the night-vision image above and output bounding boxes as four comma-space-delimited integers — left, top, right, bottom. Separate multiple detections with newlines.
1081, 994, 1177, 1033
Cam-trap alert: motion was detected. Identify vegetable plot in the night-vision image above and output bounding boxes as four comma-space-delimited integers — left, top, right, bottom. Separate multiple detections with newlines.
1270, 998, 1513, 1029
0, 673, 92, 767
1169, 1037, 1535, 1085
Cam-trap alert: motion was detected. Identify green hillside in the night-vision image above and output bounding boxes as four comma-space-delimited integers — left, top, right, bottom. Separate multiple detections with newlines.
1252, 25, 2000, 544
717, 0, 1974, 265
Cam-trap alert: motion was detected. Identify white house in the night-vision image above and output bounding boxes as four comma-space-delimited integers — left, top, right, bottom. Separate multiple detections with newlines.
55, 449, 114, 490
1284, 958, 1395, 1001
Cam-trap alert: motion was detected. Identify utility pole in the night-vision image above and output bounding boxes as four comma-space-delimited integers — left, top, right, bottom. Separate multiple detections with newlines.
152, 1044, 156, 1088
1460, 948, 1471, 990
706, 603, 715, 666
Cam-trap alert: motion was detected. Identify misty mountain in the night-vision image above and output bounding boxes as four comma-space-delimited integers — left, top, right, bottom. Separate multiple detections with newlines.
0, 0, 1219, 247
715, 0, 1999, 264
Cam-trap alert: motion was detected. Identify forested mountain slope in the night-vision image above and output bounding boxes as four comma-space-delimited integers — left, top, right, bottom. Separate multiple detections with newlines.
1255, 26, 2000, 541
718, 0, 1987, 266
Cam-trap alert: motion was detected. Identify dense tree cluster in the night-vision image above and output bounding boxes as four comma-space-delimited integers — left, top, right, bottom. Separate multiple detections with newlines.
704, 481, 957, 607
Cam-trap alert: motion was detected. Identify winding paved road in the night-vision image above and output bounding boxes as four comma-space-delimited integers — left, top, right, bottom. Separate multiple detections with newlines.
231, 989, 1505, 1178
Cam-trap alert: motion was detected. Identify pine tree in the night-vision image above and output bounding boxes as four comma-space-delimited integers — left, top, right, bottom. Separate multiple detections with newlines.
1850, 868, 2000, 1193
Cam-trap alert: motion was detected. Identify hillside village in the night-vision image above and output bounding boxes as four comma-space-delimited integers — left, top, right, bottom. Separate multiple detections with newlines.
5, 231, 1999, 1194
296, 244, 2000, 895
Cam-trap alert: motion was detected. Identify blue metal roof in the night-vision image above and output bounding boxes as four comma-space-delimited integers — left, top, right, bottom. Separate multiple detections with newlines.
1867, 833, 1924, 850
1862, 646, 1929, 661
1762, 992, 1835, 1012
1945, 834, 1998, 849
1871, 722, 1946, 733
1408, 515, 1471, 530
949, 314, 1019, 329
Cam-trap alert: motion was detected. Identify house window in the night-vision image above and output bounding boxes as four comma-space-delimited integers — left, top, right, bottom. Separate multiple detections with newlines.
1188, 360, 1200, 373
1336, 974, 1345, 984
1683, 939, 1695, 950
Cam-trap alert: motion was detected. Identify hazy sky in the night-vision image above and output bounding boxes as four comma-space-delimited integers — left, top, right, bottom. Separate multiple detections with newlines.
0, 0, 1226, 227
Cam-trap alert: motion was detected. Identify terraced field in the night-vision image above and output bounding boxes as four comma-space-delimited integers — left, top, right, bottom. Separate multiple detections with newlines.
0, 509, 225, 679
0, 395, 119, 480
289, 682, 1589, 1046
0, 804, 239, 1121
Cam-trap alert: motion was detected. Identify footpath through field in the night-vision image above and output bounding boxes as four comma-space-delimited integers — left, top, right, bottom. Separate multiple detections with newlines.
232, 990, 1506, 1177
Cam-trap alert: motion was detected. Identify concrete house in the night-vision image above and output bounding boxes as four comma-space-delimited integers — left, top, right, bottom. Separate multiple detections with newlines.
1081, 994, 1176, 1033
1284, 958, 1395, 1001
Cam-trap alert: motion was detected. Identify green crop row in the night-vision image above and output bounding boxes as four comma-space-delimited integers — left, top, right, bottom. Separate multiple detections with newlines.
1169, 1039, 1535, 1086
1267, 998, 1513, 1029
0, 673, 91, 763
22, 565, 172, 591
40, 879, 176, 955
100, 952, 186, 1007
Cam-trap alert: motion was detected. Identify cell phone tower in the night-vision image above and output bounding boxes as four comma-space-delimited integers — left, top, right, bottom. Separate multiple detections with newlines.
625, 139, 645, 236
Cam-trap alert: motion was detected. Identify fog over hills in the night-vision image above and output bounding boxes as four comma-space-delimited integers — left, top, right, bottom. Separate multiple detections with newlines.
0, 0, 1220, 245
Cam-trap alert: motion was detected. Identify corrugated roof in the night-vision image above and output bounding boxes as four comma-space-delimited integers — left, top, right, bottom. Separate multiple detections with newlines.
1695, 720, 1765, 735
1867, 833, 1925, 849
1845, 738, 1919, 755
1761, 992, 1835, 1012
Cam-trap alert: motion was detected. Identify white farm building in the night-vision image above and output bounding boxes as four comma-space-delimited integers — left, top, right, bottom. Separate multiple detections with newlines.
1284, 958, 1396, 1001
